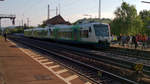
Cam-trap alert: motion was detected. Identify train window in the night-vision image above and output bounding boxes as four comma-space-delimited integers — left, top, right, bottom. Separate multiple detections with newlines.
40, 30, 48, 36
51, 30, 54, 37
57, 31, 72, 39
84, 30, 89, 37
80, 30, 89, 38
49, 29, 52, 34
94, 24, 109, 37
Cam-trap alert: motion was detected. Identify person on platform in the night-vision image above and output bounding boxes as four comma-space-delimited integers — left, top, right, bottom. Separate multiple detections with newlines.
117, 34, 122, 45
121, 34, 126, 47
3, 32, 7, 41
132, 35, 138, 49
126, 35, 130, 47
142, 34, 148, 49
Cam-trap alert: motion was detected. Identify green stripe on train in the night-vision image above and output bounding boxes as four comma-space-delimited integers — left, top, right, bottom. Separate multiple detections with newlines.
72, 25, 80, 41
54, 28, 59, 39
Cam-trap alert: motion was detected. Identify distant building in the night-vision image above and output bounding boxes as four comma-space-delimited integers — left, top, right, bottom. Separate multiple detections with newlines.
45, 15, 71, 25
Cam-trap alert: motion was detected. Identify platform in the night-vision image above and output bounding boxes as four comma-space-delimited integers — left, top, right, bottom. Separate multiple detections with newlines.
0, 37, 69, 84
0, 37, 91, 84
111, 43, 150, 52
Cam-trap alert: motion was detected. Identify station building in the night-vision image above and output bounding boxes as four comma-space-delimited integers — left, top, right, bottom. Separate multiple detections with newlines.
45, 15, 71, 25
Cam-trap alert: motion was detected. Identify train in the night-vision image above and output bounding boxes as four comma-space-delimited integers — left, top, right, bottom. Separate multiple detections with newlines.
24, 22, 111, 48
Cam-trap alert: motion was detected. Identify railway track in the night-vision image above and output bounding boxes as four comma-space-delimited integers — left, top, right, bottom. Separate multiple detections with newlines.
89, 49, 150, 74
43, 38, 150, 75
23, 37, 150, 75
8, 36, 140, 84
87, 48, 150, 75
104, 47, 150, 62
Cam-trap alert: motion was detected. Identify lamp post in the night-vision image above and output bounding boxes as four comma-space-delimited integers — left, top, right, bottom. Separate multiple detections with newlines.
98, 0, 101, 19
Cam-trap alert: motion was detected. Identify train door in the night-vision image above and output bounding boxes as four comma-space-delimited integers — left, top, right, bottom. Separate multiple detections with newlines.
73, 28, 80, 41
54, 28, 59, 39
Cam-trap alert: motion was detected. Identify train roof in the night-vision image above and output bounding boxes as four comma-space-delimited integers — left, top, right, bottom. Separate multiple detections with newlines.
24, 27, 50, 31
33, 27, 49, 30
24, 29, 33, 31
50, 22, 109, 29
74, 22, 108, 28
78, 22, 108, 26
24, 22, 109, 31
53, 24, 72, 29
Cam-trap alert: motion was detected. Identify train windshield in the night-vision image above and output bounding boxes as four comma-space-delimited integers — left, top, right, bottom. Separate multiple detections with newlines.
94, 24, 109, 37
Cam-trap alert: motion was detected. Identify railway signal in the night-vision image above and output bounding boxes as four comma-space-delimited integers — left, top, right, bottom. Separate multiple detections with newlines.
97, 71, 103, 78
0, 14, 16, 25
0, 14, 16, 34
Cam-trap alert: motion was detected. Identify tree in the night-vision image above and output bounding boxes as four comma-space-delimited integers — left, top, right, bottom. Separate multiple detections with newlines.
139, 10, 150, 35
111, 2, 143, 35
4, 26, 24, 34
38, 20, 46, 28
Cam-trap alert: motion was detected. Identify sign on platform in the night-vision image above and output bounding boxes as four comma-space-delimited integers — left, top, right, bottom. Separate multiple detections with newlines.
97, 71, 103, 77
134, 64, 143, 71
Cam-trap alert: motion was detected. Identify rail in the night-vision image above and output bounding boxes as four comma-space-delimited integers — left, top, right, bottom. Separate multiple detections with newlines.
8, 36, 140, 84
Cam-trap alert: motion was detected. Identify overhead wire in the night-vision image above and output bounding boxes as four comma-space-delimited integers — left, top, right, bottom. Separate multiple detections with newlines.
17, 0, 48, 26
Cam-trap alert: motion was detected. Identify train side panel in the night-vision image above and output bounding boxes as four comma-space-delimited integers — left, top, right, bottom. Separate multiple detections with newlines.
24, 23, 111, 48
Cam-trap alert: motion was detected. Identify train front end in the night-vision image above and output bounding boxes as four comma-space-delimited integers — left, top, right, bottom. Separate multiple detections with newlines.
93, 23, 111, 48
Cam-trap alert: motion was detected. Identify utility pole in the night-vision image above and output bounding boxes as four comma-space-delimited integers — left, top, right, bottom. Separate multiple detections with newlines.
48, 4, 50, 19
99, 0, 101, 19
22, 19, 24, 28
18, 20, 21, 27
27, 18, 30, 27
59, 3, 61, 15
56, 7, 58, 16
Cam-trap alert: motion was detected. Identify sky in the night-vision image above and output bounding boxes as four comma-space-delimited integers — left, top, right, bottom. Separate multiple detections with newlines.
0, 0, 150, 27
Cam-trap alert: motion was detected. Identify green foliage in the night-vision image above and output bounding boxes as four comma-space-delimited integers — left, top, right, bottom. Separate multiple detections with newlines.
4, 26, 36, 34
111, 2, 145, 36
5, 27, 24, 34
139, 10, 150, 35
38, 20, 47, 28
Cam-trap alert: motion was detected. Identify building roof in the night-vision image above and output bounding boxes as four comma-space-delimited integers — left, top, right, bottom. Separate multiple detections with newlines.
45, 15, 71, 25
